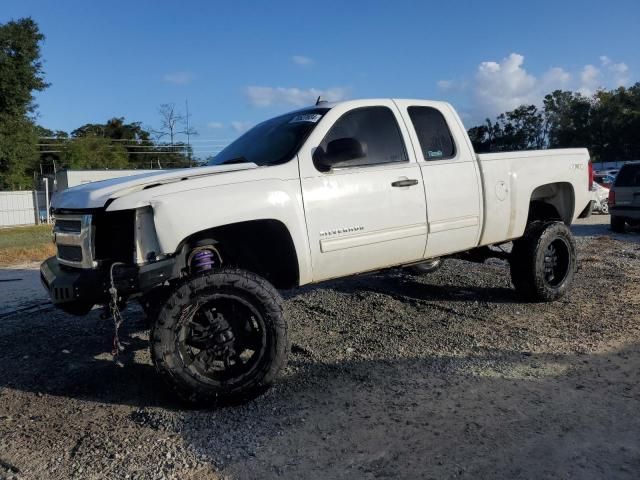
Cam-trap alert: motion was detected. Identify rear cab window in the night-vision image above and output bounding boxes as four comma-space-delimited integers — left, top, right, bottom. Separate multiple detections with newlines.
407, 106, 456, 161
615, 164, 640, 187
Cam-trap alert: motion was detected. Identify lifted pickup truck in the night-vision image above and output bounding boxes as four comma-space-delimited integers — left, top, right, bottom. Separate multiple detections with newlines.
42, 99, 593, 405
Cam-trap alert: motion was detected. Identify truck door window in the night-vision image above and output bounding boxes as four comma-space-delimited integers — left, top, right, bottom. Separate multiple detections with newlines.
408, 106, 456, 161
315, 106, 407, 171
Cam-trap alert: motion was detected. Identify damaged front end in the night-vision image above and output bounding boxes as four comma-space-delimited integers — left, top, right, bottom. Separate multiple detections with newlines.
41, 206, 177, 316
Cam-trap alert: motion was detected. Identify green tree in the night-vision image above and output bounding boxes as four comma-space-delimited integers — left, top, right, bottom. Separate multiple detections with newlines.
467, 106, 548, 153
543, 90, 593, 150
0, 17, 48, 189
35, 125, 67, 175
589, 84, 640, 160
0, 116, 39, 188
72, 117, 155, 168
0, 18, 48, 117
468, 83, 640, 160
61, 136, 129, 169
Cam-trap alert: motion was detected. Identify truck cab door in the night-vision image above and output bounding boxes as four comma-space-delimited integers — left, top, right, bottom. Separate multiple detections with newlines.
394, 101, 482, 258
298, 101, 427, 282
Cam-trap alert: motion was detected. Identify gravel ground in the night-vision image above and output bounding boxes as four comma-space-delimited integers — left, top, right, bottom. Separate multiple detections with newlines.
0, 215, 639, 479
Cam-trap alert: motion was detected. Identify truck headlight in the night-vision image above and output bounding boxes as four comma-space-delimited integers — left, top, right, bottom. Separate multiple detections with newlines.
134, 206, 162, 264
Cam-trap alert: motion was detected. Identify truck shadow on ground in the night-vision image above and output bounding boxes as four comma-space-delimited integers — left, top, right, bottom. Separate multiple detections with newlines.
285, 262, 519, 305
0, 306, 178, 408
0, 254, 570, 413
0, 263, 521, 410
176, 344, 640, 479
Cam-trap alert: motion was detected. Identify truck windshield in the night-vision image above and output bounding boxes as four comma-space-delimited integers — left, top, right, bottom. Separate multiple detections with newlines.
209, 108, 330, 167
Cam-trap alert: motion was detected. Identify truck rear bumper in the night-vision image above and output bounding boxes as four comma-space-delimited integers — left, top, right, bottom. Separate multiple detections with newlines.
610, 207, 640, 219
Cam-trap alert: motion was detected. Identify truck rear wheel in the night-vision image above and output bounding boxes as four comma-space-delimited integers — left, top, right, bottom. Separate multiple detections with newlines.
510, 221, 576, 302
150, 269, 288, 406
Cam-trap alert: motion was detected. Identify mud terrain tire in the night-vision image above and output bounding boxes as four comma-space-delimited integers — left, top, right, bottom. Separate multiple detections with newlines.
510, 221, 576, 302
151, 269, 288, 406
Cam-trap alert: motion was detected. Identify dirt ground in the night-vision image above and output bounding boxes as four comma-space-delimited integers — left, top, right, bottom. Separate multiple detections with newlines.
0, 215, 639, 480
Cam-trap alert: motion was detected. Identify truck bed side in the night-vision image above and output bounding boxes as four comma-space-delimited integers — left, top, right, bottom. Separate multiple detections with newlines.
476, 148, 591, 246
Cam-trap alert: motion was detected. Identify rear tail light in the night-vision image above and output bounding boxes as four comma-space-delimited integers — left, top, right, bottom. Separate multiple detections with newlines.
608, 190, 615, 206
588, 160, 594, 191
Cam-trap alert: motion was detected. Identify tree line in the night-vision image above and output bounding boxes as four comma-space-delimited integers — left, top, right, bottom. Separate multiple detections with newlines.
37, 108, 197, 175
0, 18, 197, 190
467, 85, 640, 160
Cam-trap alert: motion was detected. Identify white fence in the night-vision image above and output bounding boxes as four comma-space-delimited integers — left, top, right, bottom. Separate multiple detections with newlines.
0, 191, 48, 227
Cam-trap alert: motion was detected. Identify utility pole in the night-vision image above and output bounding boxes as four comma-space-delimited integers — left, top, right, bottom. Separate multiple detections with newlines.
33, 172, 40, 225
43, 177, 50, 224
185, 99, 192, 167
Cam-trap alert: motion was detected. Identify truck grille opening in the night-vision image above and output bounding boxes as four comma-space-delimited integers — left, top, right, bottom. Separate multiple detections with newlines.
54, 219, 82, 234
94, 210, 135, 263
57, 245, 83, 262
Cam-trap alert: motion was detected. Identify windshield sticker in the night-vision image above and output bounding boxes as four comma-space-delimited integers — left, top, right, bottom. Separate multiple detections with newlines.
289, 113, 323, 124
427, 150, 443, 158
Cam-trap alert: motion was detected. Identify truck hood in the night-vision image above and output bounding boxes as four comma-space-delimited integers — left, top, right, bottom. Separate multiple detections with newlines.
51, 163, 258, 210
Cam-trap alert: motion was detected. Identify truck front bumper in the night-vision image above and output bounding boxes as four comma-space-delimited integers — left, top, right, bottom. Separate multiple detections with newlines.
40, 256, 177, 314
40, 256, 107, 306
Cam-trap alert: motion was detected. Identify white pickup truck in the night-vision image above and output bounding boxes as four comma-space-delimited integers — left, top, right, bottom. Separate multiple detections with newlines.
42, 99, 593, 405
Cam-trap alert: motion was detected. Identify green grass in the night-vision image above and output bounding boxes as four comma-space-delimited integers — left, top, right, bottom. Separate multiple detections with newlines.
0, 224, 53, 249
0, 224, 55, 265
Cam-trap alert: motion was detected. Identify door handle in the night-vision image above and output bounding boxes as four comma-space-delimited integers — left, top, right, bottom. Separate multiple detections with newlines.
391, 179, 419, 187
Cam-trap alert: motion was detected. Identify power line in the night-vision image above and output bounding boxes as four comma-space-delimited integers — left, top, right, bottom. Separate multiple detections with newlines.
37, 144, 227, 149
38, 137, 233, 143
37, 150, 223, 155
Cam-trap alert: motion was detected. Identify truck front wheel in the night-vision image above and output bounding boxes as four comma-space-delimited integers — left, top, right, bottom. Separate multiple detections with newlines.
510, 221, 576, 302
150, 269, 288, 406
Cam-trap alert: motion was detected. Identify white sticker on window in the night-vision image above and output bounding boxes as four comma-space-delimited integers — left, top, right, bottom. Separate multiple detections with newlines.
289, 113, 323, 124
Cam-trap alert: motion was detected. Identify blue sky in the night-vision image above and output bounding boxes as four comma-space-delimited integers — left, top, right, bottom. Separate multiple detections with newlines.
3, 0, 640, 159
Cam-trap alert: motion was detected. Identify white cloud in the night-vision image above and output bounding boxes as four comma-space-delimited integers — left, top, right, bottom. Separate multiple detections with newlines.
578, 64, 601, 96
231, 121, 253, 133
542, 67, 571, 88
459, 53, 632, 119
292, 55, 313, 66
600, 55, 629, 87
474, 53, 539, 115
245, 86, 347, 107
162, 71, 194, 85
207, 121, 224, 129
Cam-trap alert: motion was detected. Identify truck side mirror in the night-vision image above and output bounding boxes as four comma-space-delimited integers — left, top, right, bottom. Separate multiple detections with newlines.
313, 137, 367, 171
